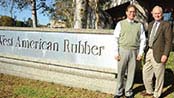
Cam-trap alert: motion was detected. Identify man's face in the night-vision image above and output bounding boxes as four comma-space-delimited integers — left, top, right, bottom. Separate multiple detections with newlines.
126, 7, 136, 20
152, 8, 163, 21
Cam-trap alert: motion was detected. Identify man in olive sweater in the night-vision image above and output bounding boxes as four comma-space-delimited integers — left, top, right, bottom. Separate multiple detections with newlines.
113, 5, 146, 98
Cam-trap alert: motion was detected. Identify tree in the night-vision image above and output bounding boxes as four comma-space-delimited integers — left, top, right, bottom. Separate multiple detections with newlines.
0, 0, 54, 27
15, 21, 25, 27
31, 0, 37, 27
73, 0, 113, 29
26, 18, 33, 27
74, 0, 88, 28
0, 16, 14, 26
0, 0, 35, 27
53, 0, 74, 28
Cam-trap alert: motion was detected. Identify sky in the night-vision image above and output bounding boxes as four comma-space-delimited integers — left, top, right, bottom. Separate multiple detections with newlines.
0, 0, 54, 25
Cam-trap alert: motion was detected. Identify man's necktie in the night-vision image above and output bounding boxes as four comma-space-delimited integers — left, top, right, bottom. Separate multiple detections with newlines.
149, 22, 158, 47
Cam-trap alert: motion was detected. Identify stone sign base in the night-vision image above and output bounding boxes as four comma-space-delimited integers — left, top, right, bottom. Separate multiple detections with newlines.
0, 56, 117, 94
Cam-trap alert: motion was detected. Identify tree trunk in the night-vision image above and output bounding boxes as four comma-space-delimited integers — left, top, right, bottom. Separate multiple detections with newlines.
10, 0, 14, 18
31, 0, 37, 28
87, 0, 113, 29
94, 0, 99, 29
74, 0, 87, 29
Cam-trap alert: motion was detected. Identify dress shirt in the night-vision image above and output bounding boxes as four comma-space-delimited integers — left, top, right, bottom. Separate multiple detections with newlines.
151, 21, 160, 36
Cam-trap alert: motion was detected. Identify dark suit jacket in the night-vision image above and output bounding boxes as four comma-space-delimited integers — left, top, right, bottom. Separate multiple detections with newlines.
146, 20, 172, 63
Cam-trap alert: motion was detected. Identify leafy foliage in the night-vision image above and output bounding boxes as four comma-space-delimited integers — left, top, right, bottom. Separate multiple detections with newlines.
15, 20, 26, 27
0, 16, 14, 26
54, 0, 74, 27
0, 0, 55, 27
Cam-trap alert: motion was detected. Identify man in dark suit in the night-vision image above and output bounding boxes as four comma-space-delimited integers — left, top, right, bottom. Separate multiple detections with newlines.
141, 5, 173, 98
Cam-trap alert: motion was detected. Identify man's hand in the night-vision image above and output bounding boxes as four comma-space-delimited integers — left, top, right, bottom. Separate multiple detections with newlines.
161, 55, 168, 63
136, 55, 142, 61
114, 54, 121, 61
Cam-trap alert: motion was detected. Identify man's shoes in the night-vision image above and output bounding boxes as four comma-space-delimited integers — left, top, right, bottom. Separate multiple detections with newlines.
114, 95, 134, 98
125, 95, 134, 98
140, 91, 153, 96
114, 95, 121, 98
151, 96, 160, 98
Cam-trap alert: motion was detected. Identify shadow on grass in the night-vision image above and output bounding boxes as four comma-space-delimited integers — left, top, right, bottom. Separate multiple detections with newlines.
133, 68, 174, 97
161, 69, 174, 98
133, 69, 144, 95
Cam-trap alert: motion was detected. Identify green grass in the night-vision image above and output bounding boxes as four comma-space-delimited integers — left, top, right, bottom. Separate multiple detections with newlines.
0, 73, 113, 98
166, 52, 174, 70
14, 86, 57, 98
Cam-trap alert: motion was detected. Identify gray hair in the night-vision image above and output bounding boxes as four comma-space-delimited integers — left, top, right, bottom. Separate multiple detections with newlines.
152, 5, 163, 14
